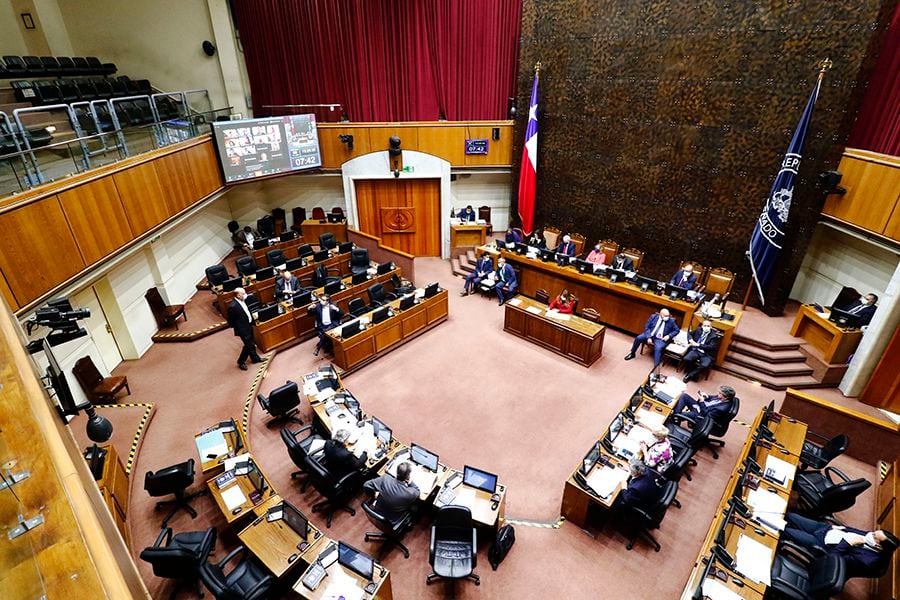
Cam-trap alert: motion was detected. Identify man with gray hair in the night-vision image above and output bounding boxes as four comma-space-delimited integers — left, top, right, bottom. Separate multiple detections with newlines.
672, 385, 737, 421
227, 287, 262, 370
614, 458, 663, 512
324, 429, 367, 478
363, 462, 421, 526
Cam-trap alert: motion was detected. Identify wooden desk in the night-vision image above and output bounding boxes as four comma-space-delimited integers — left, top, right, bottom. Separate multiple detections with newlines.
206, 458, 278, 524
433, 473, 507, 528
328, 289, 449, 373
691, 308, 743, 366
876, 459, 899, 599
195, 421, 247, 475
293, 541, 393, 600
301, 219, 348, 244
499, 250, 698, 334
503, 295, 605, 366
378, 445, 450, 502
250, 236, 306, 265
238, 506, 327, 578
789, 304, 863, 364
450, 223, 487, 248
85, 444, 130, 545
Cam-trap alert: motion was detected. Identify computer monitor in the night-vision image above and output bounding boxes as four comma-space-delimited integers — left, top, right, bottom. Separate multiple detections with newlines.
399, 294, 416, 310
372, 416, 392, 445
222, 277, 241, 292
292, 290, 313, 307
376, 261, 393, 275
514, 242, 527, 254
351, 272, 368, 285
324, 281, 342, 295
606, 268, 627, 283
575, 259, 592, 274
463, 465, 498, 494
410, 443, 439, 472
256, 304, 280, 323
713, 503, 735, 548
338, 241, 353, 254
252, 238, 270, 250
341, 320, 362, 338
828, 307, 864, 329
338, 542, 374, 581
424, 282, 440, 298
281, 500, 309, 540
247, 460, 267, 493
555, 253, 570, 267
664, 283, 689, 301
608, 412, 624, 440
690, 552, 717, 600
580, 441, 601, 475
633, 275, 659, 293
280, 230, 299, 242
313, 250, 329, 262
255, 266, 275, 281
539, 249, 555, 262
285, 257, 305, 271
371, 306, 390, 324
327, 213, 343, 223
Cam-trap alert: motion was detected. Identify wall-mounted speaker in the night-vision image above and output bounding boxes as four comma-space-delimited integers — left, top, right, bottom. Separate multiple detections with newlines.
202, 41, 216, 57
492, 127, 500, 141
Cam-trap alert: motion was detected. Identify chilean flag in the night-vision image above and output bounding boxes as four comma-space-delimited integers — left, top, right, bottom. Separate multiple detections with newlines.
518, 71, 539, 235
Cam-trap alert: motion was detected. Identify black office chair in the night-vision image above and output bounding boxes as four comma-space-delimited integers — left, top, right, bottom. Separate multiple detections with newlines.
303, 453, 360, 527
367, 283, 397, 308
266, 249, 286, 269
349, 248, 370, 276
257, 215, 275, 238
391, 273, 415, 296
619, 480, 678, 551
346, 298, 369, 319
244, 293, 261, 312
199, 545, 275, 600
319, 232, 338, 250
139, 526, 217, 598
362, 499, 414, 560
235, 256, 258, 277
657, 449, 693, 498
144, 459, 207, 527
669, 400, 739, 460
297, 243, 315, 258
280, 425, 325, 492
800, 433, 849, 472
426, 506, 480, 595
794, 467, 872, 518
768, 540, 847, 600
205, 264, 230, 287
666, 415, 714, 480
257, 380, 302, 427
304, 263, 341, 288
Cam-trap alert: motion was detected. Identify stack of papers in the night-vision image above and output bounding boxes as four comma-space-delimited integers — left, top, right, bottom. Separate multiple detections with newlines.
735, 534, 772, 585
508, 298, 523, 307
764, 454, 795, 486
702, 578, 745, 600
411, 469, 438, 493
746, 488, 787, 517
196, 430, 228, 460
321, 581, 364, 600
316, 387, 337, 402
585, 467, 629, 499
221, 485, 247, 511
653, 378, 687, 404
635, 409, 666, 430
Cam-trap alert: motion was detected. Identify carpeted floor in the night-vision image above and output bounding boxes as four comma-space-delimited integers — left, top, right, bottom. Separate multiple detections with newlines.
113, 257, 879, 599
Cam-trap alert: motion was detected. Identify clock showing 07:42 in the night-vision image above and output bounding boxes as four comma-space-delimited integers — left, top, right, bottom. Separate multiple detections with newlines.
465, 139, 489, 155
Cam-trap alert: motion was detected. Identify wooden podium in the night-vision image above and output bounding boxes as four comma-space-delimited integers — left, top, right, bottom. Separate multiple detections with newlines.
789, 305, 863, 364
450, 223, 487, 248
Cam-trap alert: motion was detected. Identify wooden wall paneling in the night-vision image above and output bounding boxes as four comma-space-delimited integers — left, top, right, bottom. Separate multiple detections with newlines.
861, 326, 900, 412
0, 272, 18, 311
416, 125, 467, 164
57, 178, 134, 265
317, 126, 373, 169
182, 140, 225, 199
465, 125, 514, 166
406, 178, 441, 256
822, 153, 900, 234
154, 151, 197, 215
112, 163, 170, 236
0, 197, 86, 305
354, 179, 441, 256
373, 126, 419, 158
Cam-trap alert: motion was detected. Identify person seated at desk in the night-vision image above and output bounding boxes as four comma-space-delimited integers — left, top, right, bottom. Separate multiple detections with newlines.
324, 429, 367, 478
236, 225, 260, 254
458, 205, 476, 222
672, 385, 736, 421
548, 289, 575, 313
624, 309, 679, 367
640, 428, 674, 472
585, 243, 607, 265
613, 459, 664, 513
274, 269, 300, 301
525, 228, 547, 249
780, 512, 899, 579
681, 320, 721, 382
504, 228, 523, 244
669, 264, 697, 290
495, 256, 518, 305
610, 252, 634, 272
312, 294, 343, 356
839, 292, 878, 326
363, 462, 421, 527
461, 254, 494, 297
556, 235, 576, 257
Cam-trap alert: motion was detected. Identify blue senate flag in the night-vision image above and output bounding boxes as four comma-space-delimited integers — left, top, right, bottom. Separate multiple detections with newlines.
748, 67, 827, 305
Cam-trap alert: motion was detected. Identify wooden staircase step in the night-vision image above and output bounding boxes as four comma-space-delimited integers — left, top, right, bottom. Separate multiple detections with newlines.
732, 333, 800, 352
466, 249, 477, 263
725, 352, 813, 377
450, 257, 465, 278
717, 362, 823, 391
458, 255, 475, 274
729, 340, 807, 363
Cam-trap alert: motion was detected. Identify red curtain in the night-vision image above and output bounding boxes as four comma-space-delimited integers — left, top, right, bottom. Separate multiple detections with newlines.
847, 4, 900, 156
231, 0, 522, 122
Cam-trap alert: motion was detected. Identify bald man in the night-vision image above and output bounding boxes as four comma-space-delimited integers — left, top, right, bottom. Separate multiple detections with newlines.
556, 234, 576, 256
625, 309, 680, 368
669, 264, 697, 290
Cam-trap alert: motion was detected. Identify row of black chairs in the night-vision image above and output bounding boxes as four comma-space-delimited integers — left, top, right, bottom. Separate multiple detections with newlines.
11, 76, 153, 106
2, 55, 115, 78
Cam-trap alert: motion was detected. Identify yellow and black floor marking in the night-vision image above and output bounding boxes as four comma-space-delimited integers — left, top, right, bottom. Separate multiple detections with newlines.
151, 321, 228, 342
880, 461, 890, 482
94, 402, 154, 475
501, 515, 565, 529
733, 418, 752, 429
240, 352, 275, 448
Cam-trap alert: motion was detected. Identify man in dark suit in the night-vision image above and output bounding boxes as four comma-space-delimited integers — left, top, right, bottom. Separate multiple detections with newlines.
227, 287, 262, 370
669, 264, 697, 290
236, 225, 261, 254
274, 269, 300, 301
504, 228, 523, 244
363, 462, 421, 527
672, 385, 736, 421
682, 320, 721, 382
458, 205, 476, 221
611, 253, 635, 272
781, 511, 899, 579
495, 256, 518, 305
556, 234, 576, 256
625, 309, 680, 367
840, 293, 878, 326
614, 460, 663, 513
311, 294, 343, 356
324, 429, 367, 478
461, 254, 494, 296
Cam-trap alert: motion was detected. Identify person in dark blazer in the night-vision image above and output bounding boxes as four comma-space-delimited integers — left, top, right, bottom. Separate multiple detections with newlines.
614, 460, 663, 513
669, 264, 698, 290
495, 257, 518, 305
458, 205, 476, 222
311, 294, 343, 356
556, 235, 576, 256
625, 309, 680, 367
840, 293, 878, 326
462, 254, 494, 296
672, 385, 736, 421
781, 511, 899, 579
227, 287, 262, 370
324, 429, 367, 478
682, 320, 721, 382
363, 462, 420, 527
236, 225, 261, 254
504, 228, 523, 244
274, 269, 300, 301
525, 228, 547, 249
611, 253, 635, 272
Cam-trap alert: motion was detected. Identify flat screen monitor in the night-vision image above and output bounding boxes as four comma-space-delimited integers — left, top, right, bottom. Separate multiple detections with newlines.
399, 295, 416, 310
256, 304, 279, 322
252, 238, 270, 250
633, 275, 658, 293
607, 268, 627, 283
556, 253, 570, 267
424, 282, 440, 298
43, 338, 81, 416
281, 500, 309, 540
247, 460, 267, 493
255, 266, 275, 281
327, 213, 343, 223
338, 242, 353, 254
514, 242, 527, 254
580, 441, 601, 475
410, 443, 439, 472
539, 249, 555, 262
371, 306, 390, 324
292, 290, 313, 307
313, 250, 329, 262
376, 262, 392, 275
341, 320, 361, 338
280, 230, 299, 242
324, 281, 342, 295
691, 552, 717, 600
463, 465, 498, 494
212, 114, 322, 183
352, 272, 368, 285
372, 416, 391, 445
222, 277, 241, 292
664, 283, 689, 301
828, 307, 863, 329
284, 257, 304, 271
608, 412, 625, 441
575, 259, 592, 274
337, 542, 374, 581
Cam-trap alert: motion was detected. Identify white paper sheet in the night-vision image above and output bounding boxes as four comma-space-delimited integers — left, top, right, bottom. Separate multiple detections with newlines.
321, 581, 364, 600
653, 377, 687, 401
585, 467, 628, 499
702, 578, 745, 600
308, 438, 326, 456
635, 409, 666, 430
223, 455, 250, 472
525, 306, 543, 315
764, 454, 795, 486
220, 485, 246, 511
735, 534, 772, 585
746, 488, 787, 518
508, 298, 523, 306
547, 312, 571, 321
411, 469, 438, 493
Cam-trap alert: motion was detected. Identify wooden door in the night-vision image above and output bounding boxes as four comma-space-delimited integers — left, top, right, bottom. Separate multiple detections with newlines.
354, 179, 441, 256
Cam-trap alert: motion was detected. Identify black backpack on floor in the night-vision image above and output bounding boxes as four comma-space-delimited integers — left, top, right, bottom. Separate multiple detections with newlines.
488, 524, 516, 570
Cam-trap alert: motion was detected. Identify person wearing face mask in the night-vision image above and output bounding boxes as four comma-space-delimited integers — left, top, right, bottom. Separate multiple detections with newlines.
312, 294, 343, 356
585, 243, 607, 265
611, 252, 635, 272
525, 228, 547, 249
669, 263, 697, 290
681, 320, 721, 382
671, 385, 736, 421
556, 234, 576, 257
625, 308, 679, 367
840, 292, 878, 326
227, 287, 263, 370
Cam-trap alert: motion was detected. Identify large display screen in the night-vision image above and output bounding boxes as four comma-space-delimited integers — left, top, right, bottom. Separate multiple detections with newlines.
212, 114, 322, 183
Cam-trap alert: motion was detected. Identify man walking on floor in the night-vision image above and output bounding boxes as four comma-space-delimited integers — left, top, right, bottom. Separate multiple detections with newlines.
227, 287, 262, 370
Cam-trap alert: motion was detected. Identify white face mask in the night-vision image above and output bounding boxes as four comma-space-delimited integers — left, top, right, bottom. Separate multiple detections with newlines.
595, 246, 601, 251
660, 316, 668, 322
702, 325, 711, 332
865, 532, 880, 548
